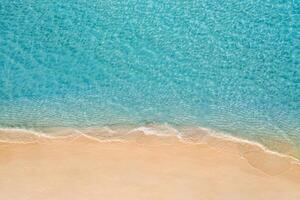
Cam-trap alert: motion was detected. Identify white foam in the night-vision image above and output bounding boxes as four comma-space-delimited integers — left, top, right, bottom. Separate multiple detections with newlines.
128, 123, 183, 138
0, 126, 299, 164
0, 128, 81, 142
194, 126, 300, 164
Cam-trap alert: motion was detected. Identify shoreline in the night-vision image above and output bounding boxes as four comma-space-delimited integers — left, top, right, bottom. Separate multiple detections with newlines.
0, 127, 300, 199
0, 125, 299, 162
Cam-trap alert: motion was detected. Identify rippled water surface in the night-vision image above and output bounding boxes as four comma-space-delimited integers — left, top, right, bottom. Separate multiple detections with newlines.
0, 1, 299, 151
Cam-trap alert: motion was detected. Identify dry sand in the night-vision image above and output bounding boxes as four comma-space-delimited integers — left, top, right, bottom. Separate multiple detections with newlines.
0, 128, 299, 200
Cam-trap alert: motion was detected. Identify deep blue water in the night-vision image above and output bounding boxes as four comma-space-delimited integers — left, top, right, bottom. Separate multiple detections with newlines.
0, 1, 299, 150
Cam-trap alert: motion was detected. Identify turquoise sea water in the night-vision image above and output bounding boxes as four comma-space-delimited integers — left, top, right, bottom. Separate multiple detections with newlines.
0, 1, 299, 154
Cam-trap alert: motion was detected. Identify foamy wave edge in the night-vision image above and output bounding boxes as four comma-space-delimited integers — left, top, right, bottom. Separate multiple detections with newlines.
0, 124, 299, 165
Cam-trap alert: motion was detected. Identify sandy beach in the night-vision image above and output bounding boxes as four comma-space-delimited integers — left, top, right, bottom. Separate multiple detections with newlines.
0, 128, 299, 200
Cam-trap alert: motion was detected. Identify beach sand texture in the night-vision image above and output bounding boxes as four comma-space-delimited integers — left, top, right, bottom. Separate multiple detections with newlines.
0, 128, 299, 200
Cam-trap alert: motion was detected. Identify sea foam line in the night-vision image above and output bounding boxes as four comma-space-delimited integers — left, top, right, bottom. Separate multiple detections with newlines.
0, 125, 299, 164
193, 127, 300, 164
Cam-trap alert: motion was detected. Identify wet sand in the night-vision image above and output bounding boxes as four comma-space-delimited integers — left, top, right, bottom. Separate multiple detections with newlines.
0, 128, 300, 200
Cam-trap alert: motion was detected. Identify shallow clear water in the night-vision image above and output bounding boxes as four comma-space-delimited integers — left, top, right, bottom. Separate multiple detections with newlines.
0, 1, 299, 152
